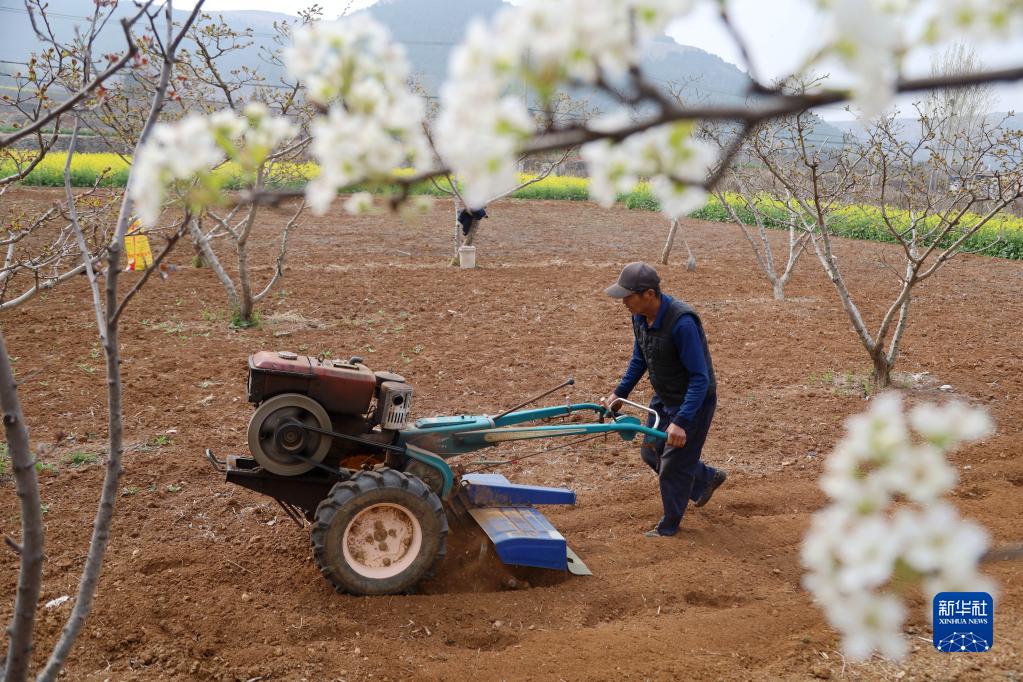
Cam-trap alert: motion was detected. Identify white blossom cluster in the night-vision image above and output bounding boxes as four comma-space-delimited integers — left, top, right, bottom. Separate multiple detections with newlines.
435, 0, 711, 212
581, 120, 716, 219
215, 104, 296, 172
130, 115, 224, 227
285, 17, 432, 214
820, 0, 906, 118
926, 0, 1023, 41
819, 0, 1023, 117
802, 393, 995, 661
130, 103, 295, 226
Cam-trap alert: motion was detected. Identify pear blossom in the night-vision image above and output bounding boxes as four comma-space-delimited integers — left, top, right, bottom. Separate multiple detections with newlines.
129, 106, 296, 227
909, 400, 993, 447
926, 0, 1023, 42
130, 115, 226, 226
834, 514, 901, 591
285, 16, 406, 106
236, 103, 297, 163
286, 18, 432, 215
437, 0, 703, 213
882, 444, 957, 502
802, 393, 995, 661
894, 504, 989, 576
823, 0, 906, 118
343, 192, 375, 215
801, 506, 854, 577
581, 122, 716, 218
816, 0, 1023, 117
826, 592, 908, 660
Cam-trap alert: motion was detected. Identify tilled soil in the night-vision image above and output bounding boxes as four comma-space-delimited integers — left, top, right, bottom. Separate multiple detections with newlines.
1, 187, 1022, 680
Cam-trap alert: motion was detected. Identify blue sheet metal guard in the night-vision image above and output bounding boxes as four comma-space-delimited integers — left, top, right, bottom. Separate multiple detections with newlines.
462, 472, 576, 571
461, 473, 576, 506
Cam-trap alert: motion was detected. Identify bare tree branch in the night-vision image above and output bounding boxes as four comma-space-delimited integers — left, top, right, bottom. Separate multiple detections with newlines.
0, 2, 156, 150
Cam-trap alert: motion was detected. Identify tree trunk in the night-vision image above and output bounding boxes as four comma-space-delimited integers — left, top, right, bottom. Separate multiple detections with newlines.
37, 244, 127, 682
189, 220, 239, 311
871, 349, 893, 389
237, 296, 254, 326
772, 279, 785, 301
660, 219, 679, 265
191, 239, 207, 268
450, 200, 462, 265
235, 241, 255, 325
462, 218, 482, 247
0, 332, 44, 682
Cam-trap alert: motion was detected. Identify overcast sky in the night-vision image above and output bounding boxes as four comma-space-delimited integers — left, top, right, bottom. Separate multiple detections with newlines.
178, 0, 1023, 120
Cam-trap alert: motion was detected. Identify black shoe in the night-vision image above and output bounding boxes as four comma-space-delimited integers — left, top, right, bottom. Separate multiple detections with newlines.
644, 528, 675, 538
694, 469, 727, 508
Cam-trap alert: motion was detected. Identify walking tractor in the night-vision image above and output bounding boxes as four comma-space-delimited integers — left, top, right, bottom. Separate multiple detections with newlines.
206, 351, 668, 595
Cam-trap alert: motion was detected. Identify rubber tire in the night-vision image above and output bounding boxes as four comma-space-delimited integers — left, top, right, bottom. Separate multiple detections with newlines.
247, 393, 332, 476
311, 468, 447, 596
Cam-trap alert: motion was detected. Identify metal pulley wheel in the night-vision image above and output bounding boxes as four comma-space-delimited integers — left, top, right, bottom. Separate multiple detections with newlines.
247, 393, 332, 476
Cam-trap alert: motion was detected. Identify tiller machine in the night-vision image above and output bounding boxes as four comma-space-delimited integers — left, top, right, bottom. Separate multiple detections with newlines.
207, 351, 668, 595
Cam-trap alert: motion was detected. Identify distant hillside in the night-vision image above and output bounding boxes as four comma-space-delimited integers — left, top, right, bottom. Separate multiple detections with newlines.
831, 112, 1022, 142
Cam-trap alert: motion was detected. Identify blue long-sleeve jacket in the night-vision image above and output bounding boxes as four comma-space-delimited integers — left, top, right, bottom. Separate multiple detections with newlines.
613, 295, 710, 431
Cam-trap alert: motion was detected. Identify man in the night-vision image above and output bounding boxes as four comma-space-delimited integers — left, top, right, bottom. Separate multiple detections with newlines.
604, 261, 726, 537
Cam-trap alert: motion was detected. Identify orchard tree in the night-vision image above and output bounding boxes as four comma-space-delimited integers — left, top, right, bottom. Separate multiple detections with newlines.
743, 82, 1023, 387
174, 9, 317, 325
659, 218, 697, 271
0, 0, 156, 309
923, 42, 998, 174
702, 117, 817, 299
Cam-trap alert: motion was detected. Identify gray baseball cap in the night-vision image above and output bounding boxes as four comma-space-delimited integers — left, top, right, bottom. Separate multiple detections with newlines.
604, 262, 660, 298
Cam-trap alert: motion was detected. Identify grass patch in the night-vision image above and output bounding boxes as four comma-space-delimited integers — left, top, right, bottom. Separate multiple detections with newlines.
67, 450, 98, 467
808, 368, 875, 397
35, 461, 58, 474
229, 309, 262, 329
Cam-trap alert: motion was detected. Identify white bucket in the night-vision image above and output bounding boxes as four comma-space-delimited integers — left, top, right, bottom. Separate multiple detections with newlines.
458, 245, 477, 269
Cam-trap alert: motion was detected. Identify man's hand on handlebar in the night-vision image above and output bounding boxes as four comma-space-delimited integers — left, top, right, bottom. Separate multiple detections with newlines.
605, 393, 624, 414
666, 423, 687, 448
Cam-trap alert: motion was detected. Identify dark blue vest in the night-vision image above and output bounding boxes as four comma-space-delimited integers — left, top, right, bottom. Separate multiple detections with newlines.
632, 297, 716, 406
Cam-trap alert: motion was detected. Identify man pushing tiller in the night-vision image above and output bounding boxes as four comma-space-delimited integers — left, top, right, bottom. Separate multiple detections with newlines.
605, 262, 727, 537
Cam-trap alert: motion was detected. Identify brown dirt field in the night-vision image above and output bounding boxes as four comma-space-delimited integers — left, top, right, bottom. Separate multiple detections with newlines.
2, 187, 1022, 681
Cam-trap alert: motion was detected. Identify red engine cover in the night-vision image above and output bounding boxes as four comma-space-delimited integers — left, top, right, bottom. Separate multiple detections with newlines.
248, 351, 376, 415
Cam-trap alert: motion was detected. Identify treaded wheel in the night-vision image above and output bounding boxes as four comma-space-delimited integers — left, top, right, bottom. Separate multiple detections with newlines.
311, 468, 447, 596
247, 393, 332, 476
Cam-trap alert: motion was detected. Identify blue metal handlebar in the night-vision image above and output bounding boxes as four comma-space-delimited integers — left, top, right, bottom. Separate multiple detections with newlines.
396, 402, 668, 500
398, 402, 667, 458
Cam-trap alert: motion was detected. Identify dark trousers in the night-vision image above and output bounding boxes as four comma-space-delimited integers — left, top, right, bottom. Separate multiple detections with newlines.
640, 392, 717, 535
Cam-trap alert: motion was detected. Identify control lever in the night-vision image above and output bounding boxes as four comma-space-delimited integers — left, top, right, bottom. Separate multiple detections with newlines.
600, 396, 661, 432
493, 377, 575, 421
